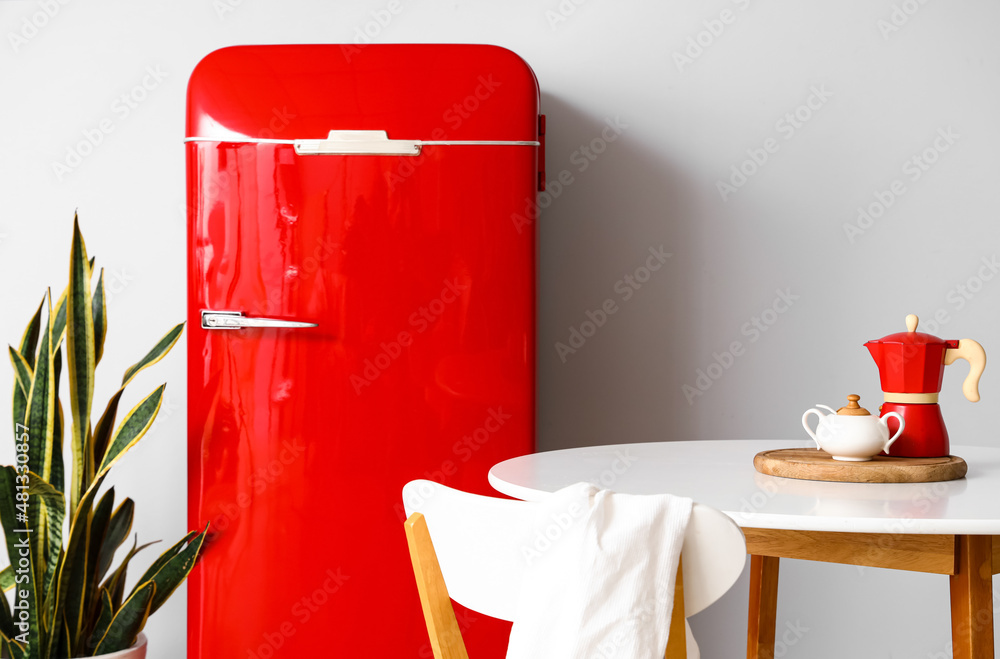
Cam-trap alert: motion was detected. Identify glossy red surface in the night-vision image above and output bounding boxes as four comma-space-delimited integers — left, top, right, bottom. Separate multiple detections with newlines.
880, 402, 949, 458
864, 340, 953, 393
187, 45, 538, 659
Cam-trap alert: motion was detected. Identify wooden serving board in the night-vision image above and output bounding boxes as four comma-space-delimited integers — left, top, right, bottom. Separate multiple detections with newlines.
754, 448, 967, 483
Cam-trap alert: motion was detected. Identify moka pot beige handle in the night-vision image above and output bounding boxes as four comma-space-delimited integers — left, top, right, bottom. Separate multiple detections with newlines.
944, 339, 987, 402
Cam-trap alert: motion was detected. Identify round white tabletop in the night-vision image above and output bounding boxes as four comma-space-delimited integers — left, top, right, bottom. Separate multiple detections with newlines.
488, 440, 1000, 535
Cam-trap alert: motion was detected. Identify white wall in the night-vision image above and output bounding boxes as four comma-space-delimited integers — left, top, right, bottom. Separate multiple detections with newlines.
0, 0, 997, 657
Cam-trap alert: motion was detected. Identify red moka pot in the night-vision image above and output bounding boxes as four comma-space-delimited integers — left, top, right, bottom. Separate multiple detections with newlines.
186, 45, 541, 659
864, 315, 986, 457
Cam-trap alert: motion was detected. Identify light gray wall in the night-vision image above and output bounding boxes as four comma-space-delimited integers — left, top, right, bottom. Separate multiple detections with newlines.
0, 0, 996, 657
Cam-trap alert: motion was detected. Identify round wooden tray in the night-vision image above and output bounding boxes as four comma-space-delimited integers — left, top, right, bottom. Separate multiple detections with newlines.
753, 448, 967, 483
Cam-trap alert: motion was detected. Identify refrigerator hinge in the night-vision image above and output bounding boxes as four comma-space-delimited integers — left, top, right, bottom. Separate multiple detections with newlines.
537, 114, 547, 192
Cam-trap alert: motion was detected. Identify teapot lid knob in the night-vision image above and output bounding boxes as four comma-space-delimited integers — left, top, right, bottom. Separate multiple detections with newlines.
837, 394, 871, 416
906, 314, 919, 332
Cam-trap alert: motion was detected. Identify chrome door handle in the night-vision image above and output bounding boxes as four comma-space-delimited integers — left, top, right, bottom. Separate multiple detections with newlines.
201, 310, 318, 330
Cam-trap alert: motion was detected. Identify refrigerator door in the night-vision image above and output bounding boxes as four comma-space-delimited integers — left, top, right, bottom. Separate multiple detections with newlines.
187, 45, 538, 659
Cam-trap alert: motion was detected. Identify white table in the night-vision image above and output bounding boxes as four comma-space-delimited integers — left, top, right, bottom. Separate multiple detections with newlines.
489, 440, 1000, 659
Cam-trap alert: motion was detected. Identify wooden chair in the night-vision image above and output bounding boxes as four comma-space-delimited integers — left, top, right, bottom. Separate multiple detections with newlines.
402, 479, 746, 659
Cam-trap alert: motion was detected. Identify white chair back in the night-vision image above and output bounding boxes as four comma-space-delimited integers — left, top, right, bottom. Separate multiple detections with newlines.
401, 479, 746, 622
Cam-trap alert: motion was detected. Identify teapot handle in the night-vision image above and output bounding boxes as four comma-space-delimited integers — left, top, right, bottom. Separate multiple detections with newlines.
801, 409, 824, 449
880, 411, 905, 455
944, 339, 987, 402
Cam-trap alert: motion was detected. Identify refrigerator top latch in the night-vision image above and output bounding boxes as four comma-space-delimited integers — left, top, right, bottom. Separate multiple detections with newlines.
294, 130, 422, 156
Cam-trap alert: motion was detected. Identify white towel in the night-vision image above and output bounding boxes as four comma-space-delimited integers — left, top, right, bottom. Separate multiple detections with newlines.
506, 482, 693, 659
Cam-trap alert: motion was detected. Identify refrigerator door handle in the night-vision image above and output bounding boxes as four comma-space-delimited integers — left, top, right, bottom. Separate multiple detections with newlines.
294, 130, 421, 156
201, 310, 318, 330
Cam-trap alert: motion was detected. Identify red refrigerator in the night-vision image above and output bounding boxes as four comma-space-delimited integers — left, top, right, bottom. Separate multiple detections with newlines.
186, 45, 540, 659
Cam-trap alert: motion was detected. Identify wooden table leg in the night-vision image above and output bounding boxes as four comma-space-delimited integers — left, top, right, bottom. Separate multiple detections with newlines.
747, 555, 779, 659
950, 535, 994, 659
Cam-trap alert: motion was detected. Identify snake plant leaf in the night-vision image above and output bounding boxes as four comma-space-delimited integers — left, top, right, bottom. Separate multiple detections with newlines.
0, 567, 12, 592
0, 467, 41, 659
121, 324, 184, 388
18, 298, 43, 371
90, 389, 124, 485
51, 474, 104, 659
8, 349, 31, 398
51, 349, 65, 497
99, 537, 158, 611
24, 293, 56, 485
52, 256, 94, 352
96, 385, 165, 478
67, 217, 96, 520
11, 298, 43, 451
92, 581, 155, 656
86, 589, 114, 656
133, 530, 195, 587
79, 490, 114, 653
131, 525, 208, 616
92, 268, 107, 367
96, 499, 134, 584
0, 579, 13, 640
26, 473, 65, 609
0, 633, 26, 659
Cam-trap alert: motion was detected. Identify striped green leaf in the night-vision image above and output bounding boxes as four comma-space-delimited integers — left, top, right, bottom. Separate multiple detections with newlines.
7, 349, 30, 398
85, 590, 114, 656
96, 385, 165, 478
92, 581, 155, 655
18, 299, 43, 371
89, 389, 123, 487
0, 567, 11, 592
77, 490, 114, 655
50, 475, 104, 659
92, 268, 107, 366
121, 324, 184, 388
24, 293, 56, 486
52, 257, 93, 352
0, 467, 41, 659
67, 216, 96, 519
100, 537, 158, 611
131, 525, 208, 616
1, 633, 26, 659
0, 578, 13, 640
96, 498, 133, 584
26, 473, 64, 617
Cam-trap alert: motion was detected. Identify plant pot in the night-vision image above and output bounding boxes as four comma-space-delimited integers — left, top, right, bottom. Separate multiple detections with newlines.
68, 634, 147, 659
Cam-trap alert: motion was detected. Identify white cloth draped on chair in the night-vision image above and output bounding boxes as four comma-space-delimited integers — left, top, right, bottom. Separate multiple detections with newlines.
505, 482, 694, 659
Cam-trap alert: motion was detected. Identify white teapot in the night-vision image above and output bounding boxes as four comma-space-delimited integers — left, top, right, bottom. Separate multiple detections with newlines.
801, 394, 905, 462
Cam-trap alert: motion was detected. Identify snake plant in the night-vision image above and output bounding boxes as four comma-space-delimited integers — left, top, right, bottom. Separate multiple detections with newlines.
0, 215, 207, 658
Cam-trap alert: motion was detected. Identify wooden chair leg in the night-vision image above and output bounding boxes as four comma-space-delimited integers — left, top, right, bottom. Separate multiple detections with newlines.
950, 535, 994, 659
404, 513, 470, 659
665, 558, 687, 659
747, 555, 779, 659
